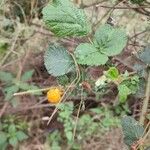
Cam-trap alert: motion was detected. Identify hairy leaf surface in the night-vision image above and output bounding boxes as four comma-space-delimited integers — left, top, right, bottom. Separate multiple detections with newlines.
0, 71, 14, 82
44, 44, 75, 76
121, 116, 144, 147
118, 84, 131, 103
137, 45, 150, 65
42, 0, 91, 37
94, 24, 127, 56
75, 43, 108, 65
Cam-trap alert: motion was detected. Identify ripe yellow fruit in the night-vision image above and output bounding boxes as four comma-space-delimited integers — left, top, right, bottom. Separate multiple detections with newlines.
47, 88, 62, 104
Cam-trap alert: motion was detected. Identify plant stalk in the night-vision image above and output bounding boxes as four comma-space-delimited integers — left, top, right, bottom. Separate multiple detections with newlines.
140, 68, 150, 124
13, 87, 51, 96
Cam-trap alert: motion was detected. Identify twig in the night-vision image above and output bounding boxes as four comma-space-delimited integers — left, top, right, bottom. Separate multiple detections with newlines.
13, 1, 28, 25
0, 102, 9, 118
140, 68, 150, 124
81, 0, 106, 8
142, 125, 150, 143
94, 0, 125, 28
5, 103, 55, 114
0, 58, 20, 69
96, 5, 150, 9
113, 56, 135, 70
16, 48, 31, 80
0, 29, 20, 67
73, 88, 84, 141
13, 87, 51, 96
124, 2, 150, 17
129, 29, 148, 40
143, 121, 150, 139
4, 96, 97, 115
136, 121, 150, 150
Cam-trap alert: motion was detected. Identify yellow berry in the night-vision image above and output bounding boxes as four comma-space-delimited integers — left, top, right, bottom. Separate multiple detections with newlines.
47, 88, 62, 104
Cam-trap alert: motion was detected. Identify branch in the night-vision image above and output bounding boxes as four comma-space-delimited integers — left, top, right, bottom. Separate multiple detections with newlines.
96, 5, 150, 9
81, 0, 106, 8
0, 102, 9, 118
140, 68, 150, 124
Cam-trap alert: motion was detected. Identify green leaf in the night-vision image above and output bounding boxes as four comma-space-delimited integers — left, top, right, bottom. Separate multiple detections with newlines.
90, 108, 103, 114
75, 43, 108, 66
10, 97, 19, 108
121, 116, 144, 147
118, 75, 139, 103
9, 137, 18, 147
14, 79, 42, 95
21, 70, 34, 81
0, 132, 7, 145
0, 143, 8, 150
42, 0, 91, 37
8, 124, 16, 135
65, 131, 73, 141
133, 63, 147, 78
0, 71, 14, 82
16, 131, 28, 141
18, 82, 35, 91
0, 40, 8, 53
78, 115, 92, 126
4, 85, 19, 101
44, 44, 75, 76
57, 75, 69, 86
128, 76, 139, 94
18, 82, 42, 95
137, 45, 150, 65
118, 84, 131, 103
94, 24, 127, 56
51, 142, 61, 150
105, 67, 119, 80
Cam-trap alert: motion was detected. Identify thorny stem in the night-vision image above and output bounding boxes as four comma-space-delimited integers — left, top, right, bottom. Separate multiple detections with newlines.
140, 68, 150, 124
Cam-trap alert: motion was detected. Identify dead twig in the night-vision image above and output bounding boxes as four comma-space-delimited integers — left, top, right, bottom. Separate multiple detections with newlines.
0, 29, 20, 67
94, 0, 125, 28
0, 102, 9, 118
73, 88, 84, 141
16, 48, 31, 80
81, 0, 106, 8
96, 4, 150, 9
140, 68, 150, 124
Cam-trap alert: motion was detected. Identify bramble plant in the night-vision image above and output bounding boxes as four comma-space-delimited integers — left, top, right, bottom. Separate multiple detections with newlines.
0, 0, 149, 149
95, 67, 140, 103
47, 102, 120, 149
0, 70, 42, 107
42, 0, 127, 77
0, 116, 28, 150
41, 0, 150, 149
